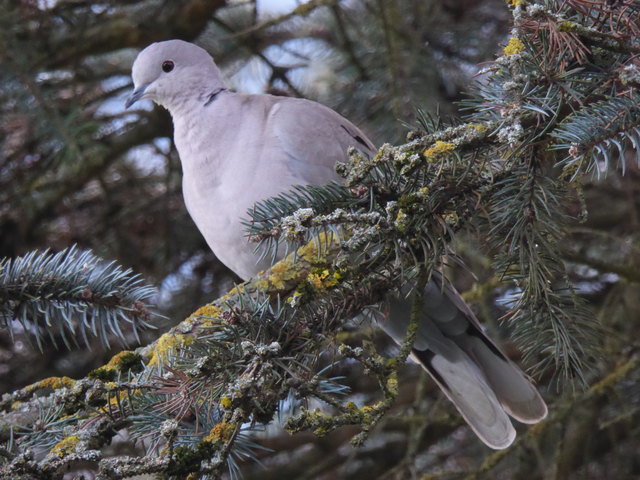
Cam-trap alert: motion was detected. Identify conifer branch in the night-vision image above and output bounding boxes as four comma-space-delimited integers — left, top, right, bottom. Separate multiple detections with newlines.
0, 246, 155, 349
551, 95, 640, 179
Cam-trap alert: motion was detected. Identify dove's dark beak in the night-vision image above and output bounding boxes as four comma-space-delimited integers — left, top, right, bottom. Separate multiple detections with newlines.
125, 84, 149, 109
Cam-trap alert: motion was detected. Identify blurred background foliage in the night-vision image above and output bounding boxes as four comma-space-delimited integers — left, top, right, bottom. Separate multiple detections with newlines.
1, 0, 639, 478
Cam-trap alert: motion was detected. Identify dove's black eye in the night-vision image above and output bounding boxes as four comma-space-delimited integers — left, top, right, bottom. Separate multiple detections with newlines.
162, 61, 174, 73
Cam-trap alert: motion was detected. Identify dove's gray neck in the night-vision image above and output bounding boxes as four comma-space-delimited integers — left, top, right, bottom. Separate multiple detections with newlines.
170, 89, 233, 185
163, 89, 226, 117
203, 87, 228, 106
159, 65, 227, 115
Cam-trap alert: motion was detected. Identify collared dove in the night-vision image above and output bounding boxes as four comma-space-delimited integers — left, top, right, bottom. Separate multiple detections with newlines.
127, 39, 547, 449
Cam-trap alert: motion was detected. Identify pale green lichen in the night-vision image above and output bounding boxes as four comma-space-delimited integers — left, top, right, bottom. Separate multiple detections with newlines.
281, 208, 315, 240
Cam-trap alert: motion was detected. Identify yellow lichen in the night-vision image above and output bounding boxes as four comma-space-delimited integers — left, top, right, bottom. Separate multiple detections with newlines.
203, 422, 236, 443
37, 376, 76, 390
417, 186, 430, 197
298, 232, 338, 263
251, 232, 343, 295
395, 209, 409, 232
89, 350, 142, 381
503, 37, 525, 56
104, 350, 134, 371
307, 268, 341, 291
470, 123, 488, 132
100, 384, 143, 413
105, 391, 126, 409
386, 375, 399, 395
192, 304, 223, 318
189, 303, 223, 328
286, 290, 304, 306
423, 141, 456, 161
558, 21, 577, 32
506, 0, 525, 6
147, 333, 193, 367
444, 212, 460, 225
220, 396, 232, 409
268, 257, 301, 290
307, 272, 324, 290
257, 232, 341, 292
50, 435, 80, 457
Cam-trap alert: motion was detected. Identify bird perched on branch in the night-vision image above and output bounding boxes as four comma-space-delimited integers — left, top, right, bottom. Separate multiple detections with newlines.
127, 39, 547, 449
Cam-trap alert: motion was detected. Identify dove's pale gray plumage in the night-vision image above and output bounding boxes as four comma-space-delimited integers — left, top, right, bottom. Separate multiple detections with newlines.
127, 39, 547, 449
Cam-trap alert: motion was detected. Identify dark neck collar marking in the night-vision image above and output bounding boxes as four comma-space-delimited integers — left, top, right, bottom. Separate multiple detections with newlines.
204, 87, 228, 106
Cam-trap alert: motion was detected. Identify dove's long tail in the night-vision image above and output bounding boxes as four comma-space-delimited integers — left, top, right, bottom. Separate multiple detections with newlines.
382, 275, 547, 450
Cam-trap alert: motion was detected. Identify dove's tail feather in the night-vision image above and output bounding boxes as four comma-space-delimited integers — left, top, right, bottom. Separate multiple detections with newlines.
383, 274, 547, 449
410, 347, 516, 449
455, 327, 548, 424
410, 328, 548, 449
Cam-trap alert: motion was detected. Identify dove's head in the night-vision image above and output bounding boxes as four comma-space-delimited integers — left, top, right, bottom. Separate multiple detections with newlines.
126, 40, 226, 111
